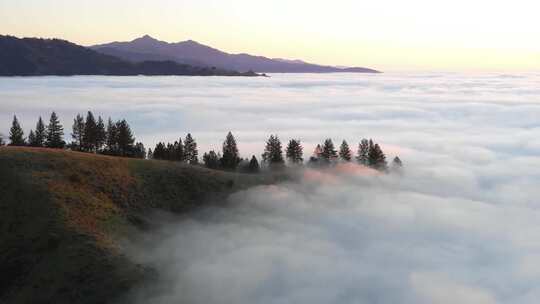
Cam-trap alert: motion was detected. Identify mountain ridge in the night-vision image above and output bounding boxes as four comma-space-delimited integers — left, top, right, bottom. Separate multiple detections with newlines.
0, 35, 260, 76
91, 35, 380, 73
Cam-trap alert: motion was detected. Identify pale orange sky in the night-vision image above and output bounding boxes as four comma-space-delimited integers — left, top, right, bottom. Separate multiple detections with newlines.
1, 0, 539, 71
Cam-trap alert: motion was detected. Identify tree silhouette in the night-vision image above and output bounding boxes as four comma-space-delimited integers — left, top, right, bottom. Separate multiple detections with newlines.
147, 148, 153, 159
46, 112, 65, 148
84, 111, 98, 152
105, 118, 118, 154
96, 116, 106, 151
34, 117, 47, 147
262, 135, 284, 169
248, 155, 260, 173
286, 139, 303, 165
356, 139, 369, 165
115, 119, 134, 156
72, 114, 85, 151
368, 143, 387, 171
0, 133, 5, 146
339, 140, 352, 162
221, 132, 240, 170
9, 115, 25, 146
203, 150, 221, 169
28, 130, 36, 147
320, 138, 338, 164
184, 133, 198, 164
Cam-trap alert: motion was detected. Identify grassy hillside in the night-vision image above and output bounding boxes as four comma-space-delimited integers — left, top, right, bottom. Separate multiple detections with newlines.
0, 147, 266, 304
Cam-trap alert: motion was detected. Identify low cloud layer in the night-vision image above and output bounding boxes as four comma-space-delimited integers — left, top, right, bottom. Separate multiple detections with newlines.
1, 73, 539, 303
126, 162, 540, 304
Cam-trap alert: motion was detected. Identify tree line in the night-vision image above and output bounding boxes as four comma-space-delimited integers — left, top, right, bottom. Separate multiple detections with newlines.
2, 112, 145, 158
149, 132, 402, 173
1, 113, 403, 172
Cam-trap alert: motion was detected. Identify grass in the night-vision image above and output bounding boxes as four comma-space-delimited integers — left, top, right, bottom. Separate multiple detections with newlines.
0, 146, 268, 304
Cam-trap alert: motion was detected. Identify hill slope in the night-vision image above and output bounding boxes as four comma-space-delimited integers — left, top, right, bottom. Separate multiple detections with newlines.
92, 35, 381, 73
0, 147, 267, 304
0, 35, 259, 76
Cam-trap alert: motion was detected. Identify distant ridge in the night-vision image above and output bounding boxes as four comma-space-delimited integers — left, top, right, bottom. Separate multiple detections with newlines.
0, 35, 260, 77
91, 35, 380, 73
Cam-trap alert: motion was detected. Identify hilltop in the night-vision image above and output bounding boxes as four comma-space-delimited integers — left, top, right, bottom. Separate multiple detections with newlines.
0, 35, 260, 76
91, 35, 381, 73
0, 147, 269, 304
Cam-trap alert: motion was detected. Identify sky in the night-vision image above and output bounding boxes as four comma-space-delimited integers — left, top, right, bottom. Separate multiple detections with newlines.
1, 0, 539, 71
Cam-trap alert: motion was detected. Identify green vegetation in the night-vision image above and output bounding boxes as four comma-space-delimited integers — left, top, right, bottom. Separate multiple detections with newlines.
0, 146, 268, 304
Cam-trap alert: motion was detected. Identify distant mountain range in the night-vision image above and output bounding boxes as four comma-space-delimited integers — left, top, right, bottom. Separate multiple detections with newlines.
0, 35, 259, 76
91, 35, 380, 73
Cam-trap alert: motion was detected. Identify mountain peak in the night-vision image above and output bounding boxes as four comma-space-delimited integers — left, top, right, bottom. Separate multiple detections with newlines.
132, 34, 160, 43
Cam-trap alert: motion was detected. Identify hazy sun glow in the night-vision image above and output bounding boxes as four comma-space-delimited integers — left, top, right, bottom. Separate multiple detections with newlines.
1, 0, 539, 71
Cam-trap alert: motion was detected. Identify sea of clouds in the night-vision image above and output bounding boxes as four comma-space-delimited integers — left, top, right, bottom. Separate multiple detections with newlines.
1, 72, 540, 303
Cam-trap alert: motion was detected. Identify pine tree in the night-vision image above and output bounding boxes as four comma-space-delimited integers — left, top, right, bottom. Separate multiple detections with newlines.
96, 116, 106, 152
105, 118, 118, 154
153, 142, 166, 160
173, 139, 184, 161
184, 133, 198, 164
248, 155, 260, 173
221, 132, 240, 170
357, 139, 370, 165
203, 150, 221, 169
115, 119, 134, 156
84, 111, 98, 152
262, 135, 284, 169
34, 117, 47, 147
286, 139, 303, 165
72, 114, 85, 151
308, 144, 323, 166
368, 143, 387, 171
0, 133, 4, 146
147, 148, 153, 159
339, 140, 352, 162
320, 138, 338, 164
391, 156, 403, 172
28, 130, 37, 147
133, 142, 146, 159
46, 112, 65, 148
9, 115, 26, 146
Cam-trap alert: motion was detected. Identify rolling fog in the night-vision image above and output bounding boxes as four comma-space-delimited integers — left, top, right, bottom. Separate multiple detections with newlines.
2, 72, 540, 303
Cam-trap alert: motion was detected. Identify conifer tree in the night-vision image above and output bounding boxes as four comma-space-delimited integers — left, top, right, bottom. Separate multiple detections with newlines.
173, 139, 184, 161
221, 132, 240, 170
153, 142, 166, 160
339, 140, 352, 162
72, 114, 85, 151
262, 135, 284, 169
28, 130, 37, 147
0, 133, 4, 146
147, 148, 153, 160
368, 143, 387, 171
248, 155, 260, 173
133, 142, 146, 159
203, 150, 221, 169
286, 139, 303, 165
105, 118, 118, 154
184, 133, 198, 164
320, 138, 338, 164
308, 144, 323, 166
34, 117, 47, 147
356, 139, 370, 165
391, 156, 403, 172
46, 112, 65, 148
9, 115, 25, 146
96, 116, 106, 151
84, 111, 98, 152
115, 119, 134, 156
